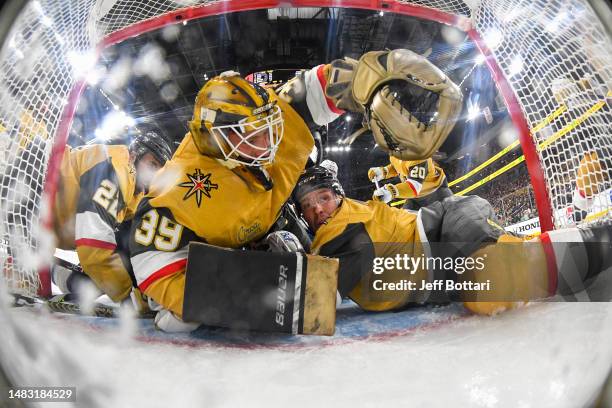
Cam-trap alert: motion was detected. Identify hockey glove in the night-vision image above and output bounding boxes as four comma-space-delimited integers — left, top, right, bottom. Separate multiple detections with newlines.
264, 230, 305, 253
372, 184, 398, 203
336, 49, 463, 160
367, 166, 387, 183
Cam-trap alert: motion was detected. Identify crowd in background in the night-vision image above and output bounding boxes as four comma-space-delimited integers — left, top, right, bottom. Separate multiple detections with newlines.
445, 157, 538, 226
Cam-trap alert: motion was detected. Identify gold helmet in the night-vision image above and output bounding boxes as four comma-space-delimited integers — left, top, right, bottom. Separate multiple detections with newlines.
188, 71, 284, 166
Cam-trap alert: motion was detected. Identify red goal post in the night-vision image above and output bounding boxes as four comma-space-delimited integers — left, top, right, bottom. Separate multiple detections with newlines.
0, 0, 610, 298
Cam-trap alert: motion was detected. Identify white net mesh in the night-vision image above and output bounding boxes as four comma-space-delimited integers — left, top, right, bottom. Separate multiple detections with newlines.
0, 0, 610, 298
0, 0, 101, 297
473, 0, 612, 228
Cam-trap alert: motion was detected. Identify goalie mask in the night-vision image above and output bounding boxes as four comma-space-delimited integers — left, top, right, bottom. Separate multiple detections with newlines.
330, 49, 463, 160
188, 72, 284, 166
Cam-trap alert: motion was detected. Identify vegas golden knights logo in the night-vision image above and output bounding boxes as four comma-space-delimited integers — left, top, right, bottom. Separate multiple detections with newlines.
179, 169, 218, 207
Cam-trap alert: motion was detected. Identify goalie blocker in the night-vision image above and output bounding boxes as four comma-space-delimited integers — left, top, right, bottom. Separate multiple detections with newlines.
183, 243, 339, 335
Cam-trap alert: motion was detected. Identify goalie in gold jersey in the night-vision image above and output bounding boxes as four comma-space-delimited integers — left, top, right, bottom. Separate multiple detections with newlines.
128, 49, 464, 332
52, 130, 172, 302
368, 156, 452, 210
293, 162, 612, 316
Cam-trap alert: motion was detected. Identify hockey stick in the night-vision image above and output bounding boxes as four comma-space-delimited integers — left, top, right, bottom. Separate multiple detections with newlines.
46, 295, 118, 318
50, 255, 153, 317
11, 292, 119, 318
53, 255, 83, 274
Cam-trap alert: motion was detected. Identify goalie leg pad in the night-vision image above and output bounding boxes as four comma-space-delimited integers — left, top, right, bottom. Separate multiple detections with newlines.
183, 243, 338, 335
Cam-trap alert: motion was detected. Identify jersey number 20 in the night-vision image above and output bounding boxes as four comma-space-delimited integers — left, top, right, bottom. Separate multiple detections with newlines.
409, 166, 426, 179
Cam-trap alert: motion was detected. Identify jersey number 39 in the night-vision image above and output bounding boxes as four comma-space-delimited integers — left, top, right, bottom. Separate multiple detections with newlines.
134, 209, 184, 251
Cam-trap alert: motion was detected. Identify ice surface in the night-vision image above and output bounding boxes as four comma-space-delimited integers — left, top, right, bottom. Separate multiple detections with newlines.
2, 302, 612, 407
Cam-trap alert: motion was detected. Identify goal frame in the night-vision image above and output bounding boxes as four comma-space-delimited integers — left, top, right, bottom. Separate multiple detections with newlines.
42, 0, 555, 248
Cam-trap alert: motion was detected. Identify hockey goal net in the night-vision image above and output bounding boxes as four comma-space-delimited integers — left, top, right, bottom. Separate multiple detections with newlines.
0, 0, 610, 298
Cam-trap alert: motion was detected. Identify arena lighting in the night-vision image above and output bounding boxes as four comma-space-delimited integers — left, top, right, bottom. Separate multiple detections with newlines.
53, 32, 65, 46
94, 127, 106, 140
467, 100, 481, 122
502, 8, 523, 23
508, 56, 524, 77
94, 110, 135, 142
12, 49, 24, 60
546, 11, 569, 33
67, 50, 97, 80
483, 28, 503, 50
30, 0, 43, 14
345, 115, 352, 122
475, 54, 486, 65
379, 11, 384, 17
85, 66, 106, 86
40, 15, 53, 27
327, 146, 352, 153
334, 145, 351, 152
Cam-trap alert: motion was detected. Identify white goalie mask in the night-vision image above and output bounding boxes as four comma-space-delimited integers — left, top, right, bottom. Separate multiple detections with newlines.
209, 104, 284, 166
188, 73, 285, 167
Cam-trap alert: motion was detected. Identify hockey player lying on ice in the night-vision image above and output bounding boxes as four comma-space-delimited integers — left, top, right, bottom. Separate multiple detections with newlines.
51, 128, 172, 304
128, 48, 464, 332
292, 160, 612, 316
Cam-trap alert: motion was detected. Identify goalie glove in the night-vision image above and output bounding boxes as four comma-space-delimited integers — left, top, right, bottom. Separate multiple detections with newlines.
372, 184, 398, 203
263, 230, 305, 253
367, 166, 387, 183
328, 49, 463, 160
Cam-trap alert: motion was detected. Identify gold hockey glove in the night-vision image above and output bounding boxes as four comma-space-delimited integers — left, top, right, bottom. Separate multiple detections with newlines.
342, 49, 463, 160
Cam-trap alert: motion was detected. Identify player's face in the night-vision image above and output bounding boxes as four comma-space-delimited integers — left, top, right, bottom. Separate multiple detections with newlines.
135, 152, 163, 191
299, 188, 340, 232
227, 128, 273, 160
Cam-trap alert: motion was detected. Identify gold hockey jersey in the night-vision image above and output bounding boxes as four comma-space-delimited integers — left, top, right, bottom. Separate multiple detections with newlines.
310, 198, 428, 311
54, 144, 141, 301
129, 98, 316, 316
128, 64, 351, 317
384, 157, 447, 199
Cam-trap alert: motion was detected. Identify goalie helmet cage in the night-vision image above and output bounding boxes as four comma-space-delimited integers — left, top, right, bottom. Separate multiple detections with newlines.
0, 0, 610, 299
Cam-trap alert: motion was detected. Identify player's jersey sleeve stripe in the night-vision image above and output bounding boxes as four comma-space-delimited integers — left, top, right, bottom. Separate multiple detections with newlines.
139, 259, 187, 292
131, 248, 188, 290
304, 65, 344, 126
405, 179, 422, 196
75, 211, 117, 245
315, 65, 344, 115
75, 238, 117, 250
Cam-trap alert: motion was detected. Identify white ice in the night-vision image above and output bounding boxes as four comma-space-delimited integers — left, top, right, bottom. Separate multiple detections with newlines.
2, 301, 612, 408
